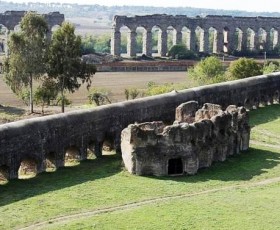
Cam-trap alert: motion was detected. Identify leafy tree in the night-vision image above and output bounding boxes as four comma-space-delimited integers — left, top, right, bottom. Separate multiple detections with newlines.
4, 12, 48, 113
226, 57, 262, 79
34, 78, 59, 114
188, 56, 225, 84
47, 22, 96, 112
168, 44, 197, 59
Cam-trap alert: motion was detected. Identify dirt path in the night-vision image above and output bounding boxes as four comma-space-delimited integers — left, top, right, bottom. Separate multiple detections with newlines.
18, 176, 280, 230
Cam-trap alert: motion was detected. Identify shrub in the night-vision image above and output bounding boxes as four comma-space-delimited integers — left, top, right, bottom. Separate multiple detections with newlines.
168, 44, 197, 59
88, 87, 111, 106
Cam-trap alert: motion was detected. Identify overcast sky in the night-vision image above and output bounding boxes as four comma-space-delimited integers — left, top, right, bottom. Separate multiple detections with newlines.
5, 0, 280, 13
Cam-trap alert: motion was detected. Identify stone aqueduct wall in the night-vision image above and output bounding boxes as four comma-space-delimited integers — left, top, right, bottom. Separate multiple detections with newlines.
111, 14, 280, 57
0, 11, 64, 31
0, 73, 280, 180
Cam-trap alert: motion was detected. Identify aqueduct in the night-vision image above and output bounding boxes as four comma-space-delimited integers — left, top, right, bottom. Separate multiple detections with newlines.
0, 11, 64, 55
111, 14, 280, 57
0, 73, 280, 180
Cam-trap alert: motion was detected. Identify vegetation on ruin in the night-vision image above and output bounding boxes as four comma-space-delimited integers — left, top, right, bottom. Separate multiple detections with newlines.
0, 104, 280, 229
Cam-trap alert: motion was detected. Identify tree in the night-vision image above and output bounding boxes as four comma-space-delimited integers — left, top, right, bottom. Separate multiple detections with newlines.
168, 44, 197, 59
34, 78, 59, 114
47, 22, 96, 112
4, 12, 48, 113
187, 56, 225, 84
226, 57, 262, 79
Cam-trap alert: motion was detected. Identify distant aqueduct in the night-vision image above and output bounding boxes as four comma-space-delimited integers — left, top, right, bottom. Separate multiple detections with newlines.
111, 14, 280, 57
0, 11, 64, 54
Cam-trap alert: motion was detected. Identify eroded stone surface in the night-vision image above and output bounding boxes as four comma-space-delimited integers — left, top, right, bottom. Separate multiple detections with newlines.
121, 102, 250, 176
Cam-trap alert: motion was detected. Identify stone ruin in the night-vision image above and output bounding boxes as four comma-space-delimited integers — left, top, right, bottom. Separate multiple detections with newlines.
121, 101, 250, 176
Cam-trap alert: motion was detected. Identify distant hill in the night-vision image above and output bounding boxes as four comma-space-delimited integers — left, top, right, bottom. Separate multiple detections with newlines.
0, 1, 280, 20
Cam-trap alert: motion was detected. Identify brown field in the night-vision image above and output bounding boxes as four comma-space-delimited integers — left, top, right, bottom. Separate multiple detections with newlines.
0, 71, 187, 109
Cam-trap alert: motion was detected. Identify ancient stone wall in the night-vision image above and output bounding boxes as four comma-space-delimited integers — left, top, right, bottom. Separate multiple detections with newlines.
121, 101, 250, 176
111, 14, 280, 57
0, 73, 279, 180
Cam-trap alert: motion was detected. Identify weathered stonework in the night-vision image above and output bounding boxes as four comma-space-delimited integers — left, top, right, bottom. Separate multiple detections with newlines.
121, 101, 250, 176
0, 73, 279, 181
0, 11, 64, 55
111, 14, 280, 57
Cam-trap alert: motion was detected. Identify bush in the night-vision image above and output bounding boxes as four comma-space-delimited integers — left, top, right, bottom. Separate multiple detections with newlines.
187, 56, 226, 84
226, 57, 262, 79
168, 44, 197, 60
88, 87, 111, 106
263, 61, 280, 74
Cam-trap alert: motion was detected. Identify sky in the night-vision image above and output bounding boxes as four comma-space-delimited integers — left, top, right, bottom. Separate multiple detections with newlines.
4, 0, 280, 13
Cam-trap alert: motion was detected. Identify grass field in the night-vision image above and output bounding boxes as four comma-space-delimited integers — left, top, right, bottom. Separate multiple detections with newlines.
0, 104, 280, 229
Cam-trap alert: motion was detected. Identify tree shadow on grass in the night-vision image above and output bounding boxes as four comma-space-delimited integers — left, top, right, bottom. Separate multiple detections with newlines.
0, 154, 122, 207
158, 147, 280, 183
0, 105, 26, 116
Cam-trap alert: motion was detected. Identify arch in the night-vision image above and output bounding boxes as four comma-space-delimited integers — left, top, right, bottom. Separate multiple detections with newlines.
234, 27, 243, 51
119, 25, 130, 57
208, 27, 217, 53
246, 28, 256, 51
151, 25, 162, 56
195, 26, 204, 52
102, 134, 115, 155
269, 28, 278, 51
135, 26, 145, 55
87, 141, 97, 160
13, 24, 21, 32
244, 98, 252, 110
273, 90, 280, 104
18, 157, 38, 179
64, 146, 80, 166
51, 24, 60, 33
45, 152, 56, 172
182, 26, 191, 50
257, 28, 267, 51
167, 26, 176, 51
0, 165, 9, 183
0, 24, 8, 54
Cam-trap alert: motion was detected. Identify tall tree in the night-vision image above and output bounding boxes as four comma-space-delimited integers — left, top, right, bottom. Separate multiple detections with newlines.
47, 22, 96, 113
4, 12, 48, 113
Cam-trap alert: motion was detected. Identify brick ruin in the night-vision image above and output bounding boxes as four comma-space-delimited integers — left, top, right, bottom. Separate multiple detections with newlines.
121, 101, 250, 176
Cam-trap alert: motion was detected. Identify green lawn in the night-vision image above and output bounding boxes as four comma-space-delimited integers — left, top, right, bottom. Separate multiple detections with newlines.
0, 105, 280, 229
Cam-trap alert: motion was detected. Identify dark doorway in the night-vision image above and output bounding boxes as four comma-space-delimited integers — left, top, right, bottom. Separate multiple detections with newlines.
168, 158, 183, 175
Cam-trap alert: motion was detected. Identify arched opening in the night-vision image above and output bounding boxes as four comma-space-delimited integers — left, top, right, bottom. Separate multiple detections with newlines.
102, 137, 115, 156
273, 91, 280, 104
18, 158, 38, 179
45, 152, 56, 172
87, 141, 97, 160
64, 146, 80, 166
270, 28, 278, 51
14, 24, 21, 32
259, 95, 268, 107
51, 25, 60, 33
168, 158, 183, 175
244, 98, 252, 110
0, 24, 8, 54
195, 26, 204, 52
234, 28, 243, 51
167, 26, 175, 51
257, 28, 267, 51
253, 97, 259, 109
135, 26, 145, 55
152, 25, 161, 56
247, 28, 256, 51
119, 25, 129, 57
208, 27, 217, 53
0, 165, 9, 184
182, 26, 191, 50
223, 27, 230, 53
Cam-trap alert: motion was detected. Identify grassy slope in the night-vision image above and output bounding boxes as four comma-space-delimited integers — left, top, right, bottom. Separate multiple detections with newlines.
0, 105, 280, 229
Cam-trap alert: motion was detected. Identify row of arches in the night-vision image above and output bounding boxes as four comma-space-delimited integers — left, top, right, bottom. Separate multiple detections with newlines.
111, 25, 280, 57
0, 136, 116, 183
